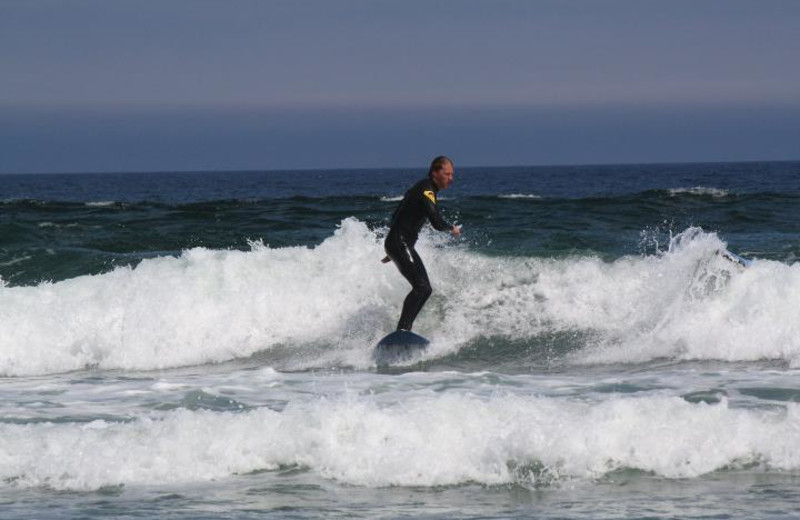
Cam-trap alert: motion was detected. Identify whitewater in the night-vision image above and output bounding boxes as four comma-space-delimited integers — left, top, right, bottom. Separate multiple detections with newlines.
2, 219, 799, 376
2, 220, 800, 494
2, 163, 800, 519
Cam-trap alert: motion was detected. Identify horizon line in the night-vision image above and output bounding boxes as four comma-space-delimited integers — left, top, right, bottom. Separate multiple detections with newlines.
2, 158, 798, 177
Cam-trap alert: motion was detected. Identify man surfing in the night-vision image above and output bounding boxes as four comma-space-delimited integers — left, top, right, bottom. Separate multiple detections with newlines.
381, 156, 461, 331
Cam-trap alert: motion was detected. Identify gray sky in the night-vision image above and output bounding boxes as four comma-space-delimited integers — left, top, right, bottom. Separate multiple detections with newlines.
1, 0, 798, 172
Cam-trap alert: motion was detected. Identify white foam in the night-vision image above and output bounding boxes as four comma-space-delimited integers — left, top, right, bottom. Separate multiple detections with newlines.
498, 193, 542, 199
1, 393, 798, 490
0, 218, 401, 375
0, 255, 30, 268
1, 221, 798, 375
569, 231, 800, 365
427, 227, 800, 366
668, 187, 731, 198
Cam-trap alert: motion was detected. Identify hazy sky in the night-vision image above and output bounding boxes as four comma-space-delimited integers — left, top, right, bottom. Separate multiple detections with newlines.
1, 0, 798, 173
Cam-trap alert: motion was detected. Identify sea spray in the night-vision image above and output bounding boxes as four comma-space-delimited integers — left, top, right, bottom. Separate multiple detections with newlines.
575, 229, 800, 364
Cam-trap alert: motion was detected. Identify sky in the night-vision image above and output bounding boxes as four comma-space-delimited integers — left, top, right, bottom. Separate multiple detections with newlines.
1, 0, 798, 173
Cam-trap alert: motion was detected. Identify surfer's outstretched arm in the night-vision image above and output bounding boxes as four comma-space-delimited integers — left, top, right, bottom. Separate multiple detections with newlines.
420, 178, 462, 238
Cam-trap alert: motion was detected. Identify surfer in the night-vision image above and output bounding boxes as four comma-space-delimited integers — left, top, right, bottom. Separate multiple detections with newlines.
381, 156, 462, 331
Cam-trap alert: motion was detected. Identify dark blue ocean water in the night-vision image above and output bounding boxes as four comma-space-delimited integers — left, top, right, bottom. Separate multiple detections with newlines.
2, 161, 798, 286
1, 161, 800, 520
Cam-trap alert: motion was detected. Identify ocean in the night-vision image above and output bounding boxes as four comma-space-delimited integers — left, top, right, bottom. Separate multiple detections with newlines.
1, 161, 799, 519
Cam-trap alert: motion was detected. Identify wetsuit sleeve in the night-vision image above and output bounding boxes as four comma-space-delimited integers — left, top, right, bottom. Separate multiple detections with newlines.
421, 191, 452, 231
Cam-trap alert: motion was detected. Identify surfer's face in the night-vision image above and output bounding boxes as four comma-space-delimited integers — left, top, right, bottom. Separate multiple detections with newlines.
432, 163, 454, 190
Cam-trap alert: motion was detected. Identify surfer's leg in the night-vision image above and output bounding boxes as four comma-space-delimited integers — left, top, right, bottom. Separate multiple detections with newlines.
397, 248, 432, 330
385, 235, 432, 331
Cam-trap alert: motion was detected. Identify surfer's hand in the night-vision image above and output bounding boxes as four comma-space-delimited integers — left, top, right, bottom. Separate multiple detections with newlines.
450, 225, 462, 238
381, 256, 391, 264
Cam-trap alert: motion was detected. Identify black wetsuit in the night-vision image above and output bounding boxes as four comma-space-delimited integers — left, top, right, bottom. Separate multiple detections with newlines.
385, 177, 452, 331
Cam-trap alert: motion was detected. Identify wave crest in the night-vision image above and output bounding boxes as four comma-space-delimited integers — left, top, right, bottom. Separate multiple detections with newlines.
1, 220, 798, 376
1, 393, 798, 490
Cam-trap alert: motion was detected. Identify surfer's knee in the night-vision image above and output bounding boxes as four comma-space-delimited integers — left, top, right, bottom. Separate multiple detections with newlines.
413, 281, 432, 300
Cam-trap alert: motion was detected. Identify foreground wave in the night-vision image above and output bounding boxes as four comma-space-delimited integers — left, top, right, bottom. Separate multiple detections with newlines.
1, 392, 798, 490
1, 219, 799, 376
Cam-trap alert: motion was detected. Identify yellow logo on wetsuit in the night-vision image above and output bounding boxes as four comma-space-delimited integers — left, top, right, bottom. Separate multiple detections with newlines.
423, 190, 436, 204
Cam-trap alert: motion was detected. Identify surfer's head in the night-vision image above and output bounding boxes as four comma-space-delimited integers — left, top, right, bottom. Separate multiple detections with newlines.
429, 156, 454, 190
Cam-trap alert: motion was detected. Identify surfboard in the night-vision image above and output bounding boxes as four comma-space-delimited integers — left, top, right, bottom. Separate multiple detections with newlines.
373, 330, 430, 365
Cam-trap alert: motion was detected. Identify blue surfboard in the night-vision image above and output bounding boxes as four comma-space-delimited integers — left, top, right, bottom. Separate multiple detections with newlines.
373, 330, 430, 365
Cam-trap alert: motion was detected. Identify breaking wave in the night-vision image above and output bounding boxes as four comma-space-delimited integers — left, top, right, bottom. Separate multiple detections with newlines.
1, 219, 798, 376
